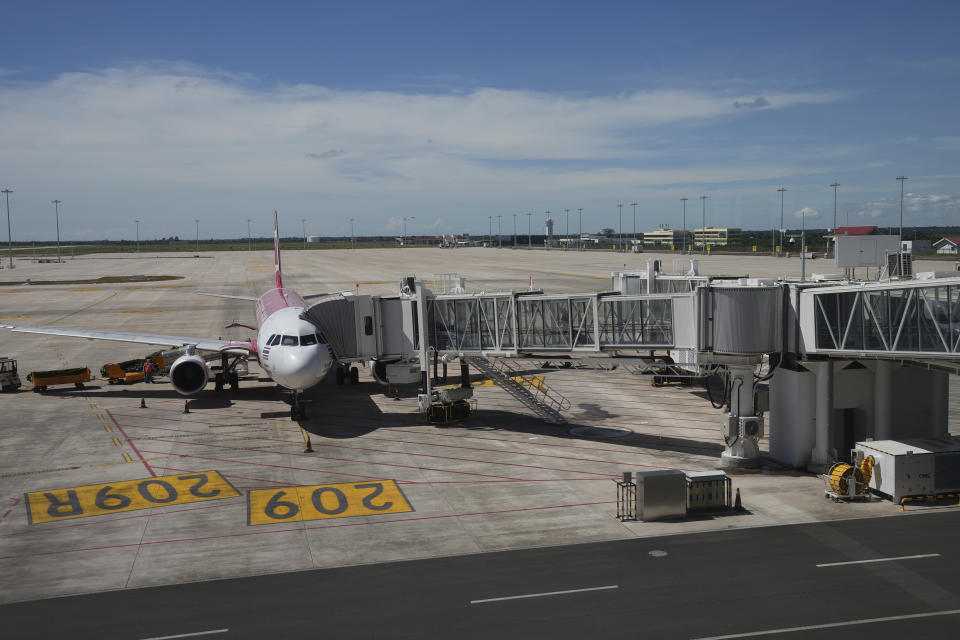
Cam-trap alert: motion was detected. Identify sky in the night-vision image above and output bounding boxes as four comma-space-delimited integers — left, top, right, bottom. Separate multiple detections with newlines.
0, 0, 958, 240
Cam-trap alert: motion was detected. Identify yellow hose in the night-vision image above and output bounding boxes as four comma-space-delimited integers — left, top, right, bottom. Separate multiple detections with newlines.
859, 455, 875, 488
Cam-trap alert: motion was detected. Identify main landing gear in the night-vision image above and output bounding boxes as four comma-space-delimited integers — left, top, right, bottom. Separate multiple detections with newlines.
335, 364, 359, 385
214, 353, 244, 392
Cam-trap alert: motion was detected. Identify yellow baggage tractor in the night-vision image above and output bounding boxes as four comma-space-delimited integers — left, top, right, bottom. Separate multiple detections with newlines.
0, 357, 22, 392
28, 366, 92, 391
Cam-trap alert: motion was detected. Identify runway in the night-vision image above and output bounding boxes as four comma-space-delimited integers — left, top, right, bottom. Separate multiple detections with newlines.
2, 509, 959, 639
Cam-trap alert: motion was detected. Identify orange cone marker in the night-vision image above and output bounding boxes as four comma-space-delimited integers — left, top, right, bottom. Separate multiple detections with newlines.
734, 487, 743, 511
394, 387, 400, 401
304, 434, 314, 453
140, 398, 147, 409
183, 400, 190, 414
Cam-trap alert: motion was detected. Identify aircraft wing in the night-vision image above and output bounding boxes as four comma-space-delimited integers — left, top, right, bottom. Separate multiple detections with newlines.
196, 292, 259, 301
0, 324, 254, 354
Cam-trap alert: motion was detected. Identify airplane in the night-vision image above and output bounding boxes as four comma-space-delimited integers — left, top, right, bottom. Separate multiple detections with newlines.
0, 212, 335, 420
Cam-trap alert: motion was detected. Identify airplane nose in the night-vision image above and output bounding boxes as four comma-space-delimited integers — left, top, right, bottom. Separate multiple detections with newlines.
274, 348, 332, 390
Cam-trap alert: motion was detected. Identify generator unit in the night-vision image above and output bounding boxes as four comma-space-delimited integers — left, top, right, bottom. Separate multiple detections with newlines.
854, 438, 960, 502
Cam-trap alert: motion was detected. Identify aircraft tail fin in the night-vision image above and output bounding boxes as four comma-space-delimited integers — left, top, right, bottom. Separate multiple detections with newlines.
273, 210, 283, 289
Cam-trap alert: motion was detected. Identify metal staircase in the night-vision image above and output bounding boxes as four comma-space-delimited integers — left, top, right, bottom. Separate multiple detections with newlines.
466, 356, 570, 425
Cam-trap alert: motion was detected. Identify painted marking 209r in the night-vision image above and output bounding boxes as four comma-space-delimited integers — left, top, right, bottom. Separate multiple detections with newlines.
247, 480, 413, 526
25, 471, 239, 524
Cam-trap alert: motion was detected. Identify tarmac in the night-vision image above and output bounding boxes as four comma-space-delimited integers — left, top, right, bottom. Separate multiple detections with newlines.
1, 246, 958, 605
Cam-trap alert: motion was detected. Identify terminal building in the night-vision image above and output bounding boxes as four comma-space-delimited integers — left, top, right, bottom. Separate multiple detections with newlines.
693, 227, 740, 247
642, 228, 688, 248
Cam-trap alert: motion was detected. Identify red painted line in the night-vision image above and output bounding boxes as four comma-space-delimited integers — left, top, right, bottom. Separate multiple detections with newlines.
104, 409, 155, 477
138, 439, 528, 482
0, 500, 615, 561
0, 509, 12, 523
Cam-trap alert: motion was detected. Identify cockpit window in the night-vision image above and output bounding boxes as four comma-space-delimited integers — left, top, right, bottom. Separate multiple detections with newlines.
281, 335, 298, 346
300, 334, 318, 346
269, 334, 282, 346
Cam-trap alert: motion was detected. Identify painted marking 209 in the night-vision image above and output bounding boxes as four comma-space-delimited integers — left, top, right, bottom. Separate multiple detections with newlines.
247, 480, 413, 526
25, 471, 240, 524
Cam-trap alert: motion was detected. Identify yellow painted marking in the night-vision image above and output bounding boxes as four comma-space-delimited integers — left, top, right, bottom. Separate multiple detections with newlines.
474, 374, 547, 392
355, 281, 389, 285
116, 310, 171, 315
0, 290, 27, 294
91, 455, 168, 468
112, 437, 121, 447
97, 413, 105, 421
103, 424, 112, 433
122, 452, 132, 463
25, 471, 239, 524
247, 480, 413, 526
0, 315, 33, 322
73, 288, 105, 292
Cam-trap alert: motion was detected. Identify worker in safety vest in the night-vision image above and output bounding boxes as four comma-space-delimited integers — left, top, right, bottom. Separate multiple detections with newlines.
144, 359, 154, 384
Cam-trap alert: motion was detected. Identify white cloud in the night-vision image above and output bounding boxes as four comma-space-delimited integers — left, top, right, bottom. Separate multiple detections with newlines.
793, 206, 820, 219
0, 64, 851, 237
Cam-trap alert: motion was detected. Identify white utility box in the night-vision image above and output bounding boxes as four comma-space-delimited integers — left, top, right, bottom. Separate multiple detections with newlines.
854, 438, 960, 502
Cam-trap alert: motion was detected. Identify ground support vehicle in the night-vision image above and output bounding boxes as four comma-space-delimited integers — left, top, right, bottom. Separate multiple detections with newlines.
28, 367, 91, 391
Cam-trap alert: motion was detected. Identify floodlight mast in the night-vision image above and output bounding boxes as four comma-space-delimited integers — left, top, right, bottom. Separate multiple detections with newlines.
630, 202, 637, 249
680, 198, 688, 254
247, 218, 252, 251
2, 189, 12, 268
777, 187, 787, 257
830, 183, 839, 257
896, 176, 908, 246
577, 207, 583, 251
52, 200, 62, 263
526, 212, 532, 248
699, 195, 708, 255
617, 202, 623, 252
135, 219, 140, 254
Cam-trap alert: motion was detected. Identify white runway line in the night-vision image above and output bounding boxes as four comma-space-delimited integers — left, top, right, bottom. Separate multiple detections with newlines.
140, 630, 229, 640
470, 584, 618, 604
815, 552, 940, 568
690, 609, 960, 639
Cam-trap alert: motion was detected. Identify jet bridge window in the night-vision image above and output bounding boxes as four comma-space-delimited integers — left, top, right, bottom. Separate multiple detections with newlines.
300, 334, 318, 346
281, 335, 298, 346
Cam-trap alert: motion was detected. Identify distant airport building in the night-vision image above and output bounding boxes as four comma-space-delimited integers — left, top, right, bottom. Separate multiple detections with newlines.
934, 237, 960, 255
307, 235, 321, 243
693, 227, 740, 247
643, 228, 688, 247
901, 239, 932, 254
834, 225, 877, 236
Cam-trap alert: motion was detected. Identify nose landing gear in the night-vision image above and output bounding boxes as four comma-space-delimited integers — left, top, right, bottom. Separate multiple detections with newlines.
291, 390, 309, 422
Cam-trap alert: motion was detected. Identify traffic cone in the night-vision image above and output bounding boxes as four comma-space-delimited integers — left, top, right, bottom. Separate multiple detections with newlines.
304, 433, 314, 453
183, 400, 190, 414
734, 487, 743, 511
140, 398, 147, 409
393, 387, 400, 401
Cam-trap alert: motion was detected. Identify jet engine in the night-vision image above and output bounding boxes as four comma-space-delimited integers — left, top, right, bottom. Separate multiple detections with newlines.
169, 353, 210, 395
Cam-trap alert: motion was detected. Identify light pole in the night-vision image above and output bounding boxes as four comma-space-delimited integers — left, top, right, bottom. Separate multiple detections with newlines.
577, 207, 583, 251
195, 219, 199, 252
301, 218, 307, 250
512, 213, 517, 248
402, 216, 415, 246
829, 182, 839, 257
487, 215, 492, 246
52, 200, 62, 263
680, 198, 688, 254
247, 218, 251, 252
699, 195, 708, 255
2, 189, 12, 269
350, 217, 355, 249
630, 202, 637, 250
497, 214, 502, 248
801, 206, 807, 281
777, 187, 786, 257
896, 176, 908, 247
564, 208, 570, 250
135, 219, 140, 254
527, 212, 532, 248
617, 202, 623, 252
545, 210, 551, 249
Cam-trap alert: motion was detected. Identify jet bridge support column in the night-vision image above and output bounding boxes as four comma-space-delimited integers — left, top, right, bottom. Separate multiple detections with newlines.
807, 360, 834, 473
720, 364, 764, 469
